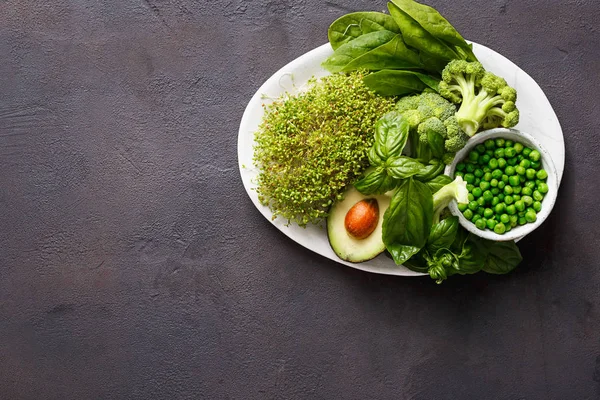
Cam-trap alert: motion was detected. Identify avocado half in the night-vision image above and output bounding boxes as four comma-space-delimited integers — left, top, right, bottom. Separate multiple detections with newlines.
327, 186, 391, 263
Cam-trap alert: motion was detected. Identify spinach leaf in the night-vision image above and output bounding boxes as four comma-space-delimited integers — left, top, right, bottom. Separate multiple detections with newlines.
390, 0, 477, 61
386, 156, 426, 179
373, 111, 410, 161
482, 241, 523, 274
382, 178, 433, 265
427, 216, 458, 255
322, 31, 397, 73
328, 12, 400, 50
354, 167, 400, 195
363, 70, 439, 96
387, 2, 459, 62
340, 34, 423, 72
424, 174, 452, 194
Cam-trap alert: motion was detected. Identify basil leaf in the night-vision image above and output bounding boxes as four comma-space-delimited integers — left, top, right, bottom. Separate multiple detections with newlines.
387, 2, 459, 61
383, 178, 433, 265
450, 226, 469, 254
390, 0, 476, 61
427, 216, 458, 255
403, 252, 429, 273
456, 234, 489, 274
363, 70, 440, 96
374, 111, 410, 161
328, 12, 400, 50
424, 174, 452, 194
482, 241, 523, 274
322, 31, 397, 73
386, 156, 426, 179
354, 167, 400, 195
340, 34, 423, 72
427, 129, 445, 159
414, 159, 445, 181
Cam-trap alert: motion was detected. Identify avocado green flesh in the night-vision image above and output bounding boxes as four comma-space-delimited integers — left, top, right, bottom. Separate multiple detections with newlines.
327, 186, 391, 263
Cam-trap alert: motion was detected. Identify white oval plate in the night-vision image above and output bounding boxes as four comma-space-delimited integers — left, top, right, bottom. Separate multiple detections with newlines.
238, 42, 565, 276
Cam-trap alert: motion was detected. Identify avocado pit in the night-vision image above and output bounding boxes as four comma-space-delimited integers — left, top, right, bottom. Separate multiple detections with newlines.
344, 199, 379, 239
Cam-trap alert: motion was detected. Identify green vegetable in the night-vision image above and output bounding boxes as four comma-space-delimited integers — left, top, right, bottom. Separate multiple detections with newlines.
439, 60, 520, 136
382, 178, 433, 265
328, 12, 400, 50
254, 71, 396, 226
432, 176, 469, 224
363, 70, 439, 96
323, 31, 399, 73
482, 240, 523, 274
423, 174, 453, 194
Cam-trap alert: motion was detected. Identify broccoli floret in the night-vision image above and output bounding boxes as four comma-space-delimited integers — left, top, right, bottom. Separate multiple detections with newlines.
393, 92, 467, 164
432, 176, 468, 224
439, 60, 520, 137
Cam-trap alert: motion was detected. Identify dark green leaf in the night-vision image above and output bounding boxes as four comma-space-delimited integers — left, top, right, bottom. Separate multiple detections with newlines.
383, 178, 433, 265
354, 167, 400, 195
403, 252, 429, 273
427, 216, 458, 255
482, 241, 523, 274
450, 226, 469, 254
414, 159, 445, 181
373, 111, 410, 161
340, 34, 423, 72
387, 2, 459, 61
322, 31, 396, 73
424, 174, 452, 194
455, 234, 488, 275
390, 0, 476, 60
386, 156, 426, 179
427, 129, 445, 159
363, 70, 440, 96
328, 12, 400, 50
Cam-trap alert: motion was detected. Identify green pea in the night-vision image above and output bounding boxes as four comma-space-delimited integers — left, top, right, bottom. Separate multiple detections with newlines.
488, 158, 499, 169
523, 147, 532, 157
486, 219, 496, 230
466, 164, 475, 173
485, 150, 494, 158
484, 139, 496, 149
517, 155, 524, 162
515, 166, 526, 175
483, 167, 491, 173
525, 168, 536, 180
476, 144, 486, 153
506, 157, 517, 166
525, 181, 536, 190
509, 215, 519, 227
494, 148, 505, 159
505, 195, 514, 205
536, 169, 548, 180
455, 171, 464, 178
518, 211, 526, 217
512, 186, 521, 194
495, 203, 506, 214
497, 158, 507, 169
520, 159, 531, 169
533, 190, 544, 202
506, 204, 516, 215
474, 169, 484, 178
472, 187, 483, 197
481, 154, 491, 164
504, 147, 517, 158
514, 142, 524, 153
505, 224, 512, 233
501, 174, 509, 183
472, 214, 482, 223
520, 175, 527, 184
476, 207, 485, 216
522, 195, 533, 206
533, 201, 542, 212
521, 187, 533, 196
495, 138, 505, 148
498, 193, 505, 202
504, 186, 514, 195
538, 182, 549, 194
463, 209, 474, 220
491, 196, 500, 206
475, 218, 486, 230
483, 172, 493, 182
468, 201, 478, 211
468, 151, 479, 162
531, 161, 541, 169
456, 162, 466, 172
477, 197, 485, 206
529, 150, 541, 161
525, 210, 537, 223
526, 207, 535, 214
483, 208, 494, 218
508, 175, 520, 186
505, 140, 514, 148
500, 214, 510, 224
464, 173, 475, 183
515, 200, 525, 212
505, 166, 516, 176
497, 180, 506, 190
490, 178, 498, 187
480, 181, 490, 191
483, 190, 493, 202
474, 178, 481, 186
494, 222, 506, 234
518, 216, 527, 225
458, 203, 468, 212
466, 184, 474, 192
513, 195, 521, 201
491, 169, 503, 180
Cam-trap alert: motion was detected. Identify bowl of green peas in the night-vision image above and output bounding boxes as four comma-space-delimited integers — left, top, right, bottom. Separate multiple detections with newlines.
446, 128, 559, 241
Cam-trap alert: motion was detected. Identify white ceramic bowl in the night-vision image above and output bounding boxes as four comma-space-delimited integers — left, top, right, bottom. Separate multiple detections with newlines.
445, 128, 559, 242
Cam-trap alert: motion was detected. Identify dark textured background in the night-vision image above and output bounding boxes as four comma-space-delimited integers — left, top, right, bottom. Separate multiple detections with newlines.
1, 0, 599, 399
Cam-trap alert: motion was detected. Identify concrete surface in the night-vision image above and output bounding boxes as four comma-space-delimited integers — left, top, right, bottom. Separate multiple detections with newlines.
1, 0, 599, 399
